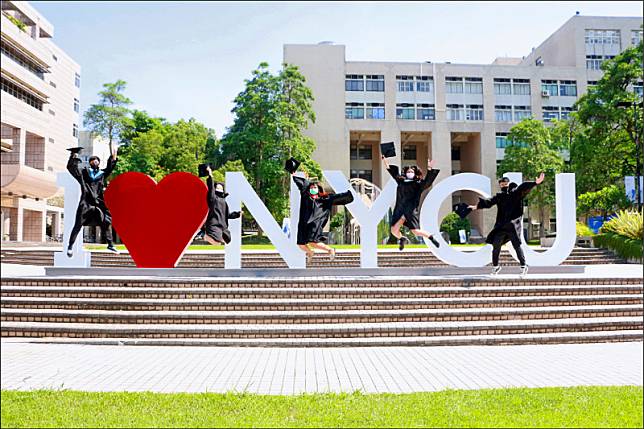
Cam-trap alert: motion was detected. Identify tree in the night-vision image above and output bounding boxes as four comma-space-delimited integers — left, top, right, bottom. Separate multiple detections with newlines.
113, 110, 168, 178
577, 185, 631, 220
217, 62, 321, 224
574, 40, 643, 200
83, 80, 132, 153
500, 118, 566, 238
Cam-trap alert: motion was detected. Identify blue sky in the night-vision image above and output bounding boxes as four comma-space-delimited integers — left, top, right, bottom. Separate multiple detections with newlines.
32, 1, 643, 137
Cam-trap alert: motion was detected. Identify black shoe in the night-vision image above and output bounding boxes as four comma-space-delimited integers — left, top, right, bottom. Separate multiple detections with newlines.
106, 245, 120, 254
398, 237, 409, 251
428, 235, 440, 248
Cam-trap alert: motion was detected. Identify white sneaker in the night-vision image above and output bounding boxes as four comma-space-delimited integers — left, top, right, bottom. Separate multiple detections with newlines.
329, 249, 336, 261
520, 265, 529, 277
491, 266, 502, 275
66, 248, 73, 258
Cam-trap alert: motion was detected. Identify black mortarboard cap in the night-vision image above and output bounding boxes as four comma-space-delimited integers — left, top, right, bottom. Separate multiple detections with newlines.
285, 157, 301, 174
66, 147, 84, 154
380, 142, 396, 158
453, 203, 473, 219
198, 163, 212, 178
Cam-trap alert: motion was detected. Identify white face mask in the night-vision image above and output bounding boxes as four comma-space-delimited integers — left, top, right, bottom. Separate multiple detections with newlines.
405, 172, 416, 180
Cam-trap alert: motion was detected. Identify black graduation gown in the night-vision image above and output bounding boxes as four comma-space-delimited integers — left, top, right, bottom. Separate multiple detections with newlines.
477, 181, 537, 245
292, 175, 354, 245
204, 177, 240, 244
66, 155, 117, 226
388, 166, 440, 229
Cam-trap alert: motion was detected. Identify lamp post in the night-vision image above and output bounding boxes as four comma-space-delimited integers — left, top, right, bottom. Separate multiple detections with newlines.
616, 100, 642, 211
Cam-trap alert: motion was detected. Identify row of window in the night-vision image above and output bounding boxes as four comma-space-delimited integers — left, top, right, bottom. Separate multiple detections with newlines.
345, 103, 436, 120
1, 77, 43, 110
541, 80, 577, 96
495, 133, 528, 149
396, 76, 434, 92
542, 106, 575, 121
493, 78, 531, 96
445, 77, 483, 94
584, 29, 643, 47
586, 54, 616, 70
494, 105, 532, 122
1, 40, 45, 80
446, 104, 484, 121
350, 144, 418, 161
345, 74, 384, 92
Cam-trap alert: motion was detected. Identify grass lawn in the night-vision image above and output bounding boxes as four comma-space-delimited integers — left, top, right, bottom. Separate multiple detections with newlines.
1, 386, 641, 428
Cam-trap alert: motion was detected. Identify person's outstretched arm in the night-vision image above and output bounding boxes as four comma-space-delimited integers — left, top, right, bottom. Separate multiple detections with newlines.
66, 153, 83, 184
420, 159, 440, 190
516, 172, 544, 198
291, 173, 310, 192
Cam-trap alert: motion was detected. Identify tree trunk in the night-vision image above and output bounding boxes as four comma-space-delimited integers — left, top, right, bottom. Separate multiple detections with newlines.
539, 206, 546, 238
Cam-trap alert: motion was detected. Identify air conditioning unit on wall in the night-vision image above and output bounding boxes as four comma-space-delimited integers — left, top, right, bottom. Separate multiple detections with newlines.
541, 90, 550, 97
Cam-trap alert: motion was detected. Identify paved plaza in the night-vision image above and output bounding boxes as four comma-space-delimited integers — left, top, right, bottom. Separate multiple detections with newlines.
1, 340, 642, 394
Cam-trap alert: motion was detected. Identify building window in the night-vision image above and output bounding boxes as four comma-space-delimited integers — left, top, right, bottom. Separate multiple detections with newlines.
396, 103, 415, 120
494, 78, 512, 95
74, 98, 80, 113
464, 77, 483, 94
416, 104, 435, 120
402, 145, 417, 161
350, 144, 372, 160
446, 77, 463, 94
560, 107, 574, 120
513, 106, 532, 121
350, 169, 373, 183
345, 102, 364, 119
345, 75, 364, 91
366, 103, 385, 119
494, 105, 512, 122
542, 106, 560, 122
73, 123, 79, 138
559, 80, 577, 97
513, 78, 531, 95
585, 55, 603, 70
496, 133, 509, 149
0, 40, 46, 80
1, 77, 44, 110
587, 80, 598, 89
632, 30, 643, 45
416, 76, 433, 92
366, 75, 384, 92
585, 29, 621, 50
633, 82, 643, 97
465, 104, 483, 121
446, 104, 464, 121
396, 75, 414, 92
74, 73, 81, 88
541, 80, 558, 96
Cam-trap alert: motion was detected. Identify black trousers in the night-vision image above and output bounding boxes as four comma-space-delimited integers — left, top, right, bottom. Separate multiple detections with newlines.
68, 207, 113, 249
491, 232, 525, 266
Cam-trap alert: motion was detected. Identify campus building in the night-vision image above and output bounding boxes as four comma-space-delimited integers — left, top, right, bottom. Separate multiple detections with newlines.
1, 0, 81, 242
284, 14, 643, 235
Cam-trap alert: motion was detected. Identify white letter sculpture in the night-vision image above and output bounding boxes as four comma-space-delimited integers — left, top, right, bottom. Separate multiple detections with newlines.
53, 172, 91, 267
503, 172, 576, 266
324, 171, 397, 268
420, 173, 493, 267
225, 172, 305, 269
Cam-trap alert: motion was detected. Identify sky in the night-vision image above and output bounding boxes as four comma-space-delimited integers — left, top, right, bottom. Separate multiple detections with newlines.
31, 1, 643, 137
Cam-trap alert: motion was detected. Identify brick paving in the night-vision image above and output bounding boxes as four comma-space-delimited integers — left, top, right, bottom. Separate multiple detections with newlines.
1, 340, 641, 394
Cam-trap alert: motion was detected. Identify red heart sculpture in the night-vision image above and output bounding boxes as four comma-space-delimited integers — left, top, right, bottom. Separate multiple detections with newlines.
104, 172, 208, 268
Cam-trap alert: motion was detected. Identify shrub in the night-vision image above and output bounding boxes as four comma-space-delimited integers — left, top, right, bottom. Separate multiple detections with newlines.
440, 213, 471, 243
599, 210, 643, 240
593, 233, 643, 262
576, 222, 595, 237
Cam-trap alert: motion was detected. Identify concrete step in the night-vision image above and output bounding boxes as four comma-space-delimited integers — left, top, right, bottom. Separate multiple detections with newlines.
3, 284, 641, 299
2, 305, 642, 325
15, 330, 642, 347
2, 295, 641, 311
2, 317, 641, 339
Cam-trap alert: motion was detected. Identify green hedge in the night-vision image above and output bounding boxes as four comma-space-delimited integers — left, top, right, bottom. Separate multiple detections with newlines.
593, 232, 643, 262
440, 213, 471, 243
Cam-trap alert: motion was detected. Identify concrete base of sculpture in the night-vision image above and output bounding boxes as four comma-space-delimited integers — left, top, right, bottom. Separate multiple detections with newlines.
44, 265, 585, 278
53, 250, 91, 268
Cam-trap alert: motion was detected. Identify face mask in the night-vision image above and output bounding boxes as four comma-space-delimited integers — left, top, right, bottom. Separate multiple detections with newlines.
501, 186, 509, 193
215, 190, 225, 197
405, 172, 416, 180
309, 188, 319, 195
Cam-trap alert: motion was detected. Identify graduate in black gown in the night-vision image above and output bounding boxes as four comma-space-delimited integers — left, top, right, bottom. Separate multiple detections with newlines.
203, 165, 242, 246
291, 171, 354, 263
66, 146, 119, 257
468, 172, 545, 276
381, 156, 441, 250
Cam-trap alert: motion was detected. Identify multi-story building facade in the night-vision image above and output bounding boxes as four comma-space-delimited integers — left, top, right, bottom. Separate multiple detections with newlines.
284, 14, 643, 234
1, 0, 81, 242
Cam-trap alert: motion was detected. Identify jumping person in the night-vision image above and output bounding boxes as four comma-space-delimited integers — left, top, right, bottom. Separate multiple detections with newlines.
291, 171, 354, 264
382, 156, 441, 250
468, 173, 545, 276
203, 165, 242, 246
66, 146, 119, 257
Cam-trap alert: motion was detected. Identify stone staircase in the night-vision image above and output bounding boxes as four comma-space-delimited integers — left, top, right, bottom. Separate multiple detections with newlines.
0, 247, 628, 268
2, 276, 642, 347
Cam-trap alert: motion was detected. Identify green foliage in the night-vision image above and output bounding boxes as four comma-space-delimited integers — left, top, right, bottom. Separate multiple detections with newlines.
575, 222, 595, 237
329, 212, 344, 230
594, 232, 643, 262
2, 387, 642, 428
216, 62, 320, 222
599, 210, 643, 240
577, 185, 631, 217
83, 80, 132, 149
500, 118, 566, 237
573, 41, 644, 195
440, 213, 471, 243
3, 12, 26, 31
